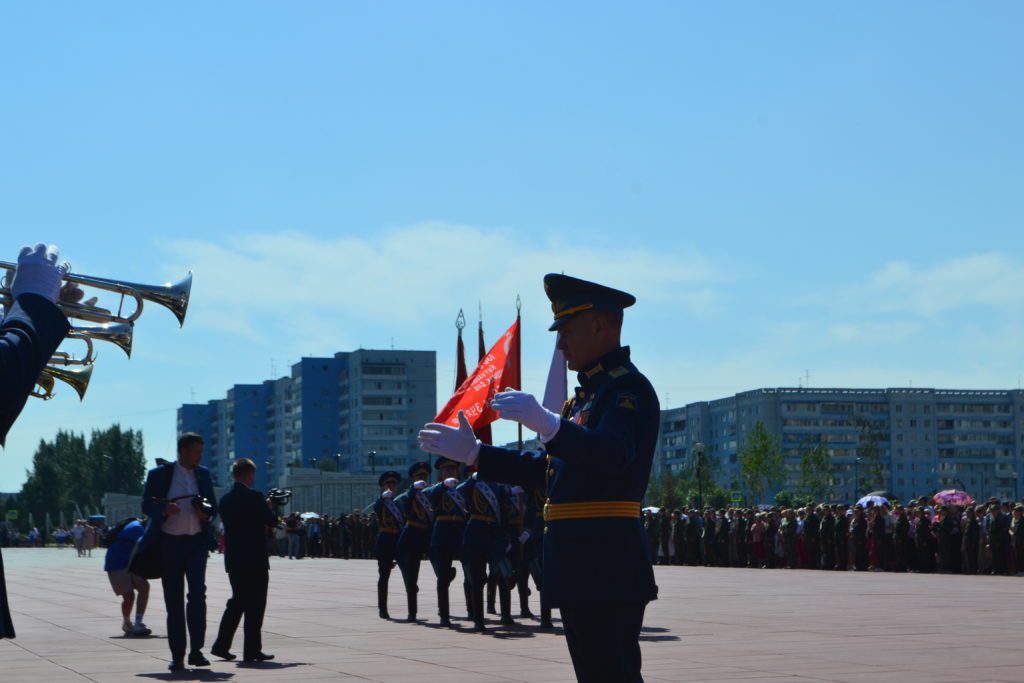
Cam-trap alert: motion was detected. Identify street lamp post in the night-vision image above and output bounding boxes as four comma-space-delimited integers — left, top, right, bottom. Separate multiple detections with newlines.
854, 457, 863, 502
369, 450, 377, 476
694, 442, 705, 510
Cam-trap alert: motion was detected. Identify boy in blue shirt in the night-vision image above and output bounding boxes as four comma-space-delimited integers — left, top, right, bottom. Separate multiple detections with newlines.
104, 518, 152, 636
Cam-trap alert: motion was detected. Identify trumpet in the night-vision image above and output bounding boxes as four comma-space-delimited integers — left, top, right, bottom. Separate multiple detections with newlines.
0, 261, 192, 327
32, 364, 93, 401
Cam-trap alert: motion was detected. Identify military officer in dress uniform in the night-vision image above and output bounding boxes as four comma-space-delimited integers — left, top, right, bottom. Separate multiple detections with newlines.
456, 472, 511, 631
420, 273, 659, 683
426, 457, 468, 627
395, 461, 433, 622
372, 471, 403, 619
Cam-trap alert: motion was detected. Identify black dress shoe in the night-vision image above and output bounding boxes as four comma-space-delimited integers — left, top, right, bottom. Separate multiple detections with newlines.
243, 652, 275, 662
379, 610, 390, 620
210, 647, 236, 661
539, 618, 554, 629
520, 608, 535, 618
499, 615, 514, 626
168, 659, 185, 671
472, 621, 485, 632
439, 616, 453, 628
187, 652, 211, 667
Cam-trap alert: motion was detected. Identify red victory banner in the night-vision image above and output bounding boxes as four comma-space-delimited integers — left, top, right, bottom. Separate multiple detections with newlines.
434, 318, 521, 431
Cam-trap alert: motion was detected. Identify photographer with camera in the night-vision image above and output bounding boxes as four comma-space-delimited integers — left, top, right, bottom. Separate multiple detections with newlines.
139, 432, 218, 671
210, 459, 277, 663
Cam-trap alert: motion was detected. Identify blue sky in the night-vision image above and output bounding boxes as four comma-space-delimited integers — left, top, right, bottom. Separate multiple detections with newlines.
2, 2, 1022, 489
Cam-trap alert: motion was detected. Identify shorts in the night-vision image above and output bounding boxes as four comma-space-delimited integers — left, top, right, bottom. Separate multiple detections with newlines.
107, 569, 147, 596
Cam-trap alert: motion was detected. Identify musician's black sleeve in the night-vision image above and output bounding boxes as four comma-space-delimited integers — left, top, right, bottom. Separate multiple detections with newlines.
0, 294, 70, 446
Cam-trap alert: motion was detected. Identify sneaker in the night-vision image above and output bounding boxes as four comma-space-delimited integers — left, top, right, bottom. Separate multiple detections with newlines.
122, 622, 133, 635
132, 623, 152, 636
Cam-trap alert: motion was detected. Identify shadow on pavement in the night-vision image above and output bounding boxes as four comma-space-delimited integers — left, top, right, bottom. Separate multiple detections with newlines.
236, 661, 304, 670
137, 670, 235, 681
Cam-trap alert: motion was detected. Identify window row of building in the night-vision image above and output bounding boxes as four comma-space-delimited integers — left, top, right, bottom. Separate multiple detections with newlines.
654, 387, 1024, 504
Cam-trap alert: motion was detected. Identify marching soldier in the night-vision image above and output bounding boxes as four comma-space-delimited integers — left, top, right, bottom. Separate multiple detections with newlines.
456, 472, 511, 632
395, 461, 433, 622
372, 472, 403, 619
506, 485, 533, 621
525, 484, 553, 628
426, 457, 468, 627
420, 273, 659, 682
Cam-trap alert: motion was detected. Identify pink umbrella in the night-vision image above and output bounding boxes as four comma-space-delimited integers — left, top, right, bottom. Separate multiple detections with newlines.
933, 490, 974, 506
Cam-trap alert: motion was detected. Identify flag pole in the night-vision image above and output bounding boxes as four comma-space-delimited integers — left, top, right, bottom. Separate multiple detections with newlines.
516, 294, 523, 451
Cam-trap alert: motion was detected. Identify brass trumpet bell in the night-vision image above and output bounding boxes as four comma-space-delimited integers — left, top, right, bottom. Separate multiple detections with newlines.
70, 321, 133, 358
38, 364, 94, 401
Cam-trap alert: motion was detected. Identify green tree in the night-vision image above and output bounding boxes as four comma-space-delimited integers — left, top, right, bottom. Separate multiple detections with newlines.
854, 416, 886, 493
18, 425, 147, 527
317, 458, 338, 472
798, 440, 833, 503
647, 469, 682, 510
738, 421, 784, 504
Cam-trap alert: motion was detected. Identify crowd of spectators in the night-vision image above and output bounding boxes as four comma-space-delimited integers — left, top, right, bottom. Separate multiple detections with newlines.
644, 496, 1024, 575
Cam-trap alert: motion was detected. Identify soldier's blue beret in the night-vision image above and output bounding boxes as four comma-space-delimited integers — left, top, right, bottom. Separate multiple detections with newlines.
544, 273, 636, 331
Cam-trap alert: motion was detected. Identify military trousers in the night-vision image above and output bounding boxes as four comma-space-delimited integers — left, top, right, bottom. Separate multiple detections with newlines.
561, 602, 646, 683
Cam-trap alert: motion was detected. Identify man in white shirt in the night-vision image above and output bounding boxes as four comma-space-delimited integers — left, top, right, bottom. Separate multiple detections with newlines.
140, 433, 218, 671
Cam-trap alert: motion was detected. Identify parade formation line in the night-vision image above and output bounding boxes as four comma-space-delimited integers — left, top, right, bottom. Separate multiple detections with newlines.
2, 548, 1023, 682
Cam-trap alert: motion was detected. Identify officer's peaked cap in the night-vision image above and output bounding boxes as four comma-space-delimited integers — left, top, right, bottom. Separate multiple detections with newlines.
544, 273, 635, 331
378, 471, 401, 487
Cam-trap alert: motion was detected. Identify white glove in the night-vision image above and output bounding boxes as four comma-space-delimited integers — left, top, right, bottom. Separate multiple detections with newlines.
510, 486, 524, 495
417, 411, 481, 465
506, 543, 512, 553
518, 530, 530, 544
382, 490, 394, 499
444, 477, 458, 488
11, 244, 69, 304
491, 390, 561, 441
413, 480, 427, 490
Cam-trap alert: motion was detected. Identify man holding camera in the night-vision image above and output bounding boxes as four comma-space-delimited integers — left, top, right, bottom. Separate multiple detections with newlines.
211, 458, 277, 663
140, 432, 218, 671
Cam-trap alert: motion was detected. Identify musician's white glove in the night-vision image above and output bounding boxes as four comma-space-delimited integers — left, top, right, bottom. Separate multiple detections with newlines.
413, 480, 427, 490
417, 411, 481, 466
511, 486, 525, 495
491, 390, 561, 442
444, 478, 458, 488
382, 490, 394, 499
518, 530, 530, 544
11, 244, 69, 304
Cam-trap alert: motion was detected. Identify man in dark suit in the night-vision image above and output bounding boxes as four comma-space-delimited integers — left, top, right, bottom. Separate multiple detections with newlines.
211, 458, 276, 663
1, 244, 80, 639
139, 432, 218, 671
421, 274, 659, 682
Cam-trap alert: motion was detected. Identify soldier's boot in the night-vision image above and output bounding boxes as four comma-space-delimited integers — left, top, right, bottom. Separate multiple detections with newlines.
486, 576, 497, 614
498, 584, 514, 626
438, 585, 452, 627
539, 606, 554, 629
471, 588, 485, 632
406, 585, 418, 622
377, 580, 390, 620
518, 580, 533, 617
463, 579, 473, 620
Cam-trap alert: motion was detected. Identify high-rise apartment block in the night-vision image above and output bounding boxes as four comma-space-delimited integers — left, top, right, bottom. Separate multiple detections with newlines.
177, 350, 436, 492
654, 387, 1024, 504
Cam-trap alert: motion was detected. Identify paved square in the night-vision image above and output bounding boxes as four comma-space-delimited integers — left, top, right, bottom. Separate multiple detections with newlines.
2, 548, 1023, 682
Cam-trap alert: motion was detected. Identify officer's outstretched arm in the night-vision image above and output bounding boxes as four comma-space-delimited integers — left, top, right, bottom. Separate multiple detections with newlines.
545, 393, 641, 478
476, 446, 547, 491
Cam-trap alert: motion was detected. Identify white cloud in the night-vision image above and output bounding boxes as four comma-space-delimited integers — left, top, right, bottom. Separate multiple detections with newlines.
846, 253, 1024, 317
157, 222, 725, 354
